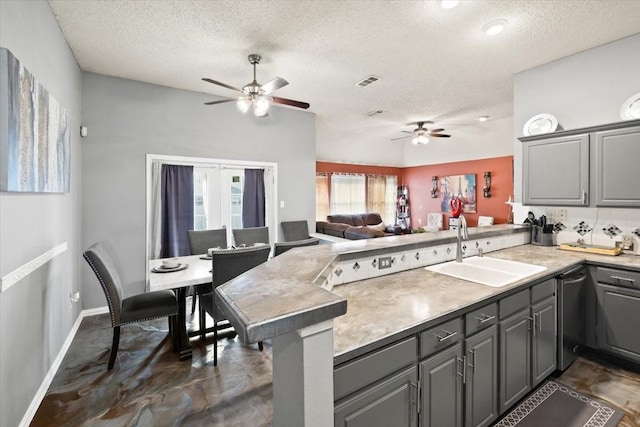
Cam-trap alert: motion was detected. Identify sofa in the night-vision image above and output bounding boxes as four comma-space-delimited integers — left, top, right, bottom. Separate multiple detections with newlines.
316, 213, 402, 240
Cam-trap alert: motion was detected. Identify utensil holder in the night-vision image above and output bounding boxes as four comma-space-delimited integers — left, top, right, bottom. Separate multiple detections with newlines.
531, 226, 555, 246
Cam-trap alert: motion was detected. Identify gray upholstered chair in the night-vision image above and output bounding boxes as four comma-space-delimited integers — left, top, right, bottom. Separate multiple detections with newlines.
273, 237, 320, 257
280, 220, 310, 242
187, 228, 227, 254
83, 242, 179, 370
232, 226, 270, 246
199, 244, 271, 365
187, 228, 228, 313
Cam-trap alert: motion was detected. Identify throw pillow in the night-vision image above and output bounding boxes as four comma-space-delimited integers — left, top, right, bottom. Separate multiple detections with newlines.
368, 221, 386, 232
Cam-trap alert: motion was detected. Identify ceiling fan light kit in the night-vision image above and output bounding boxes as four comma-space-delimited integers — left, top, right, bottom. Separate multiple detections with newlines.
392, 120, 451, 144
202, 53, 310, 118
438, 0, 459, 9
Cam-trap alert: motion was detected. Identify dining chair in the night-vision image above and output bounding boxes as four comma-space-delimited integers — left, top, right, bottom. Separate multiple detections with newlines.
83, 242, 179, 370
187, 228, 228, 313
199, 244, 271, 365
232, 226, 270, 246
273, 237, 320, 257
280, 220, 310, 242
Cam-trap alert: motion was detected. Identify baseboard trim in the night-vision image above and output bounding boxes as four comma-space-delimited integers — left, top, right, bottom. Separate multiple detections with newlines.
19, 306, 108, 427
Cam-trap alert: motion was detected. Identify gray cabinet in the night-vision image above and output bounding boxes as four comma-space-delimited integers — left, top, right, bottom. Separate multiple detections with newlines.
522, 134, 589, 206
334, 366, 418, 427
594, 125, 640, 207
420, 343, 463, 427
464, 325, 498, 427
596, 283, 640, 364
499, 308, 531, 413
531, 296, 556, 386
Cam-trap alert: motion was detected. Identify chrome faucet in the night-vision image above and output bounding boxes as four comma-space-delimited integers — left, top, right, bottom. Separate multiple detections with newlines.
456, 215, 469, 263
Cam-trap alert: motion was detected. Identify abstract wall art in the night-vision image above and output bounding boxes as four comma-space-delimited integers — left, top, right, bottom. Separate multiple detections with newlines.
440, 174, 477, 214
0, 48, 70, 193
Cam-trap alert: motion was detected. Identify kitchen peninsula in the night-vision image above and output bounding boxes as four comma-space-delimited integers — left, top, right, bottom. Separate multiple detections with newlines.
215, 225, 640, 426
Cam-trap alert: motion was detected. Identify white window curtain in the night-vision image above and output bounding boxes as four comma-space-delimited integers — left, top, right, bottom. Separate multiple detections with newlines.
315, 173, 329, 220
366, 175, 398, 224
330, 173, 366, 214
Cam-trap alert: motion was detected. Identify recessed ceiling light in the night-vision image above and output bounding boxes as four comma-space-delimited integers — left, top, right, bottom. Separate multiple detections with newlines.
439, 0, 459, 9
482, 19, 508, 36
479, 116, 490, 122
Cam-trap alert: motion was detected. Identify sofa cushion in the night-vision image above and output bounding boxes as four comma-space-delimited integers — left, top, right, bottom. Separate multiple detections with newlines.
323, 222, 350, 237
327, 214, 355, 226
368, 222, 386, 233
350, 215, 365, 227
316, 221, 328, 233
361, 212, 383, 226
344, 226, 385, 240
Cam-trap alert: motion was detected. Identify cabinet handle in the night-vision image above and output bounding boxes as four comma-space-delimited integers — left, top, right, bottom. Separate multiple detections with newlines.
411, 381, 419, 412
435, 330, 458, 342
582, 190, 587, 204
526, 316, 536, 337
611, 275, 635, 283
476, 314, 496, 324
457, 356, 467, 384
468, 349, 476, 374
534, 312, 541, 332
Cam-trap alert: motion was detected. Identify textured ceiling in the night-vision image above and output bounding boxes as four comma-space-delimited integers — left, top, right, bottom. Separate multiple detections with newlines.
48, 0, 640, 162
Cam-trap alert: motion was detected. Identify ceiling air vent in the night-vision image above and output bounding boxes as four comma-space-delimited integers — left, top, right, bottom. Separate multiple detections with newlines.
356, 75, 381, 87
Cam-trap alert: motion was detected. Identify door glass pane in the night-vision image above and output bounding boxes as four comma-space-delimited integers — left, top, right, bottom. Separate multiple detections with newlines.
194, 171, 207, 230
230, 174, 243, 229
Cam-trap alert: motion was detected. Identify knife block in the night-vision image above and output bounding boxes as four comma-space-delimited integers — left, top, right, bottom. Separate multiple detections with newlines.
531, 226, 555, 246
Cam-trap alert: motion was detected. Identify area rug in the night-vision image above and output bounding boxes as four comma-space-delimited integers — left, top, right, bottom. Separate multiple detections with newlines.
495, 380, 624, 427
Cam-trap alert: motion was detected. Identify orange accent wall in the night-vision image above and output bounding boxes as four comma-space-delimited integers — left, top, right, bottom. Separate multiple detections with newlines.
316, 161, 403, 176
402, 156, 513, 229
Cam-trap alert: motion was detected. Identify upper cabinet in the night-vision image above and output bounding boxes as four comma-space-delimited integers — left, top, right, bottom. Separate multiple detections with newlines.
594, 126, 640, 207
520, 119, 640, 207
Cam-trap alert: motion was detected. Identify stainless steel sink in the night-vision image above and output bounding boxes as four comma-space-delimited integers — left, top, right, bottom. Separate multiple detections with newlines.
425, 256, 547, 287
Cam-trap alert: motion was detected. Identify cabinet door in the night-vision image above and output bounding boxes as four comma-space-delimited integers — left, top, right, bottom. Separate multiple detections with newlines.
464, 325, 498, 427
334, 366, 418, 427
522, 134, 589, 206
596, 283, 640, 363
420, 343, 463, 427
499, 309, 531, 414
531, 296, 556, 386
595, 125, 640, 207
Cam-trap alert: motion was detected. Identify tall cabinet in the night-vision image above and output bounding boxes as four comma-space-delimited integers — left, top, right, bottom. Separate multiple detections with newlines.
519, 119, 640, 207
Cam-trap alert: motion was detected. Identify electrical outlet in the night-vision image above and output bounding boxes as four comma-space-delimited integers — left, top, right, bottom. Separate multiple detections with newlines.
558, 209, 567, 222
69, 291, 80, 303
378, 257, 392, 269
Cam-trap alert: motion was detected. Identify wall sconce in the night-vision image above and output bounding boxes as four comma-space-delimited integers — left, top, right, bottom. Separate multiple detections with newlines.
483, 172, 491, 198
431, 176, 438, 198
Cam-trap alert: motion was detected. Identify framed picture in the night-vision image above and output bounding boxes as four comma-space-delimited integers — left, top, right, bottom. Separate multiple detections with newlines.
440, 174, 477, 214
0, 48, 70, 193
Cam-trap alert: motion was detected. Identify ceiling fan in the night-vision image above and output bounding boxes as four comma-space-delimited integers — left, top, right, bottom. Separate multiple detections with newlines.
202, 54, 310, 118
392, 121, 451, 145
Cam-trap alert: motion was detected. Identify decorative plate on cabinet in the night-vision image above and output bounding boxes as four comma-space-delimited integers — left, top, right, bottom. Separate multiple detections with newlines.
523, 113, 559, 136
619, 92, 640, 120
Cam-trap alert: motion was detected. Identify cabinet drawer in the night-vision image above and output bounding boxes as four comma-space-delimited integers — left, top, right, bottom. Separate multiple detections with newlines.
499, 289, 529, 319
597, 267, 640, 289
531, 279, 555, 303
334, 337, 417, 401
420, 317, 463, 358
465, 302, 498, 336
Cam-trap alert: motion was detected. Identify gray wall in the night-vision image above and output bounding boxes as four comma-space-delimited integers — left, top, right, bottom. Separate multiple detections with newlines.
81, 73, 316, 308
513, 33, 640, 202
0, 1, 83, 426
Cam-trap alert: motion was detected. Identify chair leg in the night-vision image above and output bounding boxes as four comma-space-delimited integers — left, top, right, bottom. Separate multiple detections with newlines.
258, 341, 264, 352
191, 292, 197, 314
213, 321, 218, 366
199, 308, 206, 341
108, 326, 120, 370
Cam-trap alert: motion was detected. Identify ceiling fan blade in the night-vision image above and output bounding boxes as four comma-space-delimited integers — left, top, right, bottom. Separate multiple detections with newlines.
262, 77, 289, 94
407, 120, 434, 127
401, 131, 413, 134
429, 128, 445, 133
271, 96, 310, 109
391, 135, 412, 141
429, 134, 451, 138
202, 78, 243, 93
204, 98, 237, 106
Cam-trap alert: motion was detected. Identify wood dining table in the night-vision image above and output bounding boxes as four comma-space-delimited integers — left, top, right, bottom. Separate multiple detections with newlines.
149, 254, 229, 360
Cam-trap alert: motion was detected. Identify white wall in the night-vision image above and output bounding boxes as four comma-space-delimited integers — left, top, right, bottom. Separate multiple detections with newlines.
81, 73, 316, 308
513, 33, 640, 247
0, 1, 83, 426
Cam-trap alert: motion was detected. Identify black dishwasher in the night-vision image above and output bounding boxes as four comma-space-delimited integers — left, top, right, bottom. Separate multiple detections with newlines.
557, 266, 588, 371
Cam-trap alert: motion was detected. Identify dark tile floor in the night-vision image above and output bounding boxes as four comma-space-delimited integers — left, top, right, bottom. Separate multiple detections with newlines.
32, 311, 640, 426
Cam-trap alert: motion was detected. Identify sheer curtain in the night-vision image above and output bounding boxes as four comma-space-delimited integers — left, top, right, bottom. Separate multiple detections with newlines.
149, 160, 163, 259
366, 175, 398, 224
330, 173, 365, 214
315, 173, 329, 220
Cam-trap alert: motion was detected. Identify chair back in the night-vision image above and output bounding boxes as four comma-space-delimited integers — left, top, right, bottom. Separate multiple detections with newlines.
188, 228, 227, 254
274, 237, 320, 257
83, 243, 124, 327
211, 245, 271, 318
232, 226, 270, 246
281, 220, 310, 242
